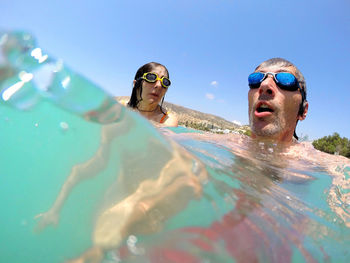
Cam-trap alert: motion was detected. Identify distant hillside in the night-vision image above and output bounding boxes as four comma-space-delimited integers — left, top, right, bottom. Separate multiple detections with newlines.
115, 96, 241, 131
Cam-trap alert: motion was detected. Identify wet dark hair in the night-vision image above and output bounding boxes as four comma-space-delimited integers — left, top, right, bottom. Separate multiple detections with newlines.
255, 58, 308, 140
127, 62, 169, 114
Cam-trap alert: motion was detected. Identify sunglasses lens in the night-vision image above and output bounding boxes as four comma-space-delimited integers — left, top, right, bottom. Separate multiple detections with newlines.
145, 73, 157, 82
275, 73, 299, 91
162, 78, 171, 87
248, 72, 264, 88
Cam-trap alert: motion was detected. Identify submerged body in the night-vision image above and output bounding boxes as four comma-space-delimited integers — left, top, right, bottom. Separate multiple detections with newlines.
153, 130, 350, 262
67, 129, 350, 263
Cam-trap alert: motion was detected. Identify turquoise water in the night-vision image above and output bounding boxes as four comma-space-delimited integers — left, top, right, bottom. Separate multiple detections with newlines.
1, 32, 350, 263
166, 126, 204, 134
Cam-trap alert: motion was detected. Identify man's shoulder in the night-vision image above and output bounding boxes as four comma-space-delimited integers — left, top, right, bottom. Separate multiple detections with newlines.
288, 141, 350, 175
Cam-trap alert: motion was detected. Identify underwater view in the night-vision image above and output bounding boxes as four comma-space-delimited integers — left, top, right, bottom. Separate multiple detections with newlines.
1, 32, 350, 263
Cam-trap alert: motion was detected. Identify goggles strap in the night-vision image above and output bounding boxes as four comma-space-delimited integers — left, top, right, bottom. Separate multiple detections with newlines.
295, 89, 307, 140
160, 97, 167, 115
293, 127, 299, 140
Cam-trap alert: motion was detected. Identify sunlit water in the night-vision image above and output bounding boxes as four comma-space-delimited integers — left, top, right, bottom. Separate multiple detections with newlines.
1, 32, 349, 263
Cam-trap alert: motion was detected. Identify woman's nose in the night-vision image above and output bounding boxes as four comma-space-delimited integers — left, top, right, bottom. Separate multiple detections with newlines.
154, 79, 162, 88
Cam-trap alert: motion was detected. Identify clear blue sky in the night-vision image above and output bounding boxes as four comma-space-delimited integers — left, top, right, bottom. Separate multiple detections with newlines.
2, 0, 350, 140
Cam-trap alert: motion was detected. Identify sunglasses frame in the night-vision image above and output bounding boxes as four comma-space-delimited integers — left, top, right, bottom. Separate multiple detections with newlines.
140, 72, 171, 88
248, 72, 303, 91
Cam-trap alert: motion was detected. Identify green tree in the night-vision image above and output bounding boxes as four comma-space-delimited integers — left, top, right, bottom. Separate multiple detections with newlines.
312, 133, 350, 158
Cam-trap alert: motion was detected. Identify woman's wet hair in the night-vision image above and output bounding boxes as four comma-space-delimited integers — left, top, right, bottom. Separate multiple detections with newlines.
128, 62, 169, 114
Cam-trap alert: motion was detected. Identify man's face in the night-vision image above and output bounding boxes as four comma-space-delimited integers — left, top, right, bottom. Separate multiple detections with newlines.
248, 65, 305, 142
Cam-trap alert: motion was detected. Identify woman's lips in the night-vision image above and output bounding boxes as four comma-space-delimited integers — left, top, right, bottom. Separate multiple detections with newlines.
149, 93, 159, 98
254, 102, 274, 118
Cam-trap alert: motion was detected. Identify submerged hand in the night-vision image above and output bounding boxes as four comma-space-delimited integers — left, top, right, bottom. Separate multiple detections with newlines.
34, 209, 59, 233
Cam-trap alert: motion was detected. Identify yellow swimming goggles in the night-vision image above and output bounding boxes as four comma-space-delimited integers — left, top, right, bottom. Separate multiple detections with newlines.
139, 72, 171, 88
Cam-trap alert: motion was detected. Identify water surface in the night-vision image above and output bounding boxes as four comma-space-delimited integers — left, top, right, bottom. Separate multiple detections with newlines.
1, 32, 349, 263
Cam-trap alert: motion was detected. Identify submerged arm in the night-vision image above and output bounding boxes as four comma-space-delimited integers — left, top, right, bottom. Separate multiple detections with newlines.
92, 140, 207, 250
35, 125, 114, 232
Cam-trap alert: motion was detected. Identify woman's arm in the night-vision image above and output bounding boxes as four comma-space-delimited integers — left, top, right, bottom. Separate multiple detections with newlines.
34, 126, 114, 232
92, 140, 206, 249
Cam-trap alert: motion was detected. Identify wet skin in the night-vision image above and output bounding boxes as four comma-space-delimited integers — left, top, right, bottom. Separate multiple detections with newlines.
248, 65, 308, 143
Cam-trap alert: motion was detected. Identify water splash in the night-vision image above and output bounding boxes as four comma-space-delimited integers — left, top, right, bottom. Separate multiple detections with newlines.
0, 31, 121, 121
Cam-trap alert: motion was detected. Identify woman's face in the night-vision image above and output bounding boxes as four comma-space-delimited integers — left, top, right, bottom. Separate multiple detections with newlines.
140, 66, 169, 105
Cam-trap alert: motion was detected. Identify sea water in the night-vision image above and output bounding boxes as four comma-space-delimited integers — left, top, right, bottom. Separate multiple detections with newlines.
1, 32, 350, 263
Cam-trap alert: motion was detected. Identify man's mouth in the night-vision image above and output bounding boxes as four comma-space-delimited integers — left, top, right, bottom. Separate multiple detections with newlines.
254, 103, 274, 118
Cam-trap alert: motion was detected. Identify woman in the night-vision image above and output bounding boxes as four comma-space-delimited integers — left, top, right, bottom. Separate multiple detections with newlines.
127, 62, 178, 127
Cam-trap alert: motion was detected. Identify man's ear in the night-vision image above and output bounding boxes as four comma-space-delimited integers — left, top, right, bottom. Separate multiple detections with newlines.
298, 101, 308, 121
133, 80, 136, 87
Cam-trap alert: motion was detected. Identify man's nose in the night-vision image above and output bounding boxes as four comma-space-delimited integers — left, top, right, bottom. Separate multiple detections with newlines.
258, 75, 276, 96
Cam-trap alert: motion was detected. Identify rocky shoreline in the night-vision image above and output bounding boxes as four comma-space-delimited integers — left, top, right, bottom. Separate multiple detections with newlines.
115, 96, 251, 135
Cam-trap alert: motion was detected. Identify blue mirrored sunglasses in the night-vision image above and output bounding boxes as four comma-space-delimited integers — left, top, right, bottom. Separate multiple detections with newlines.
248, 72, 301, 91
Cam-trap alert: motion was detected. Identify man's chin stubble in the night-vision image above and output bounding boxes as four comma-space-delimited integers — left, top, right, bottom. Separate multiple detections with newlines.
250, 118, 282, 138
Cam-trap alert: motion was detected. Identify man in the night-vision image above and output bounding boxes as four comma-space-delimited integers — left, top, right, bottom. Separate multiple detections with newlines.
246, 59, 350, 229
245, 58, 347, 167
248, 57, 308, 143
164, 58, 349, 262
